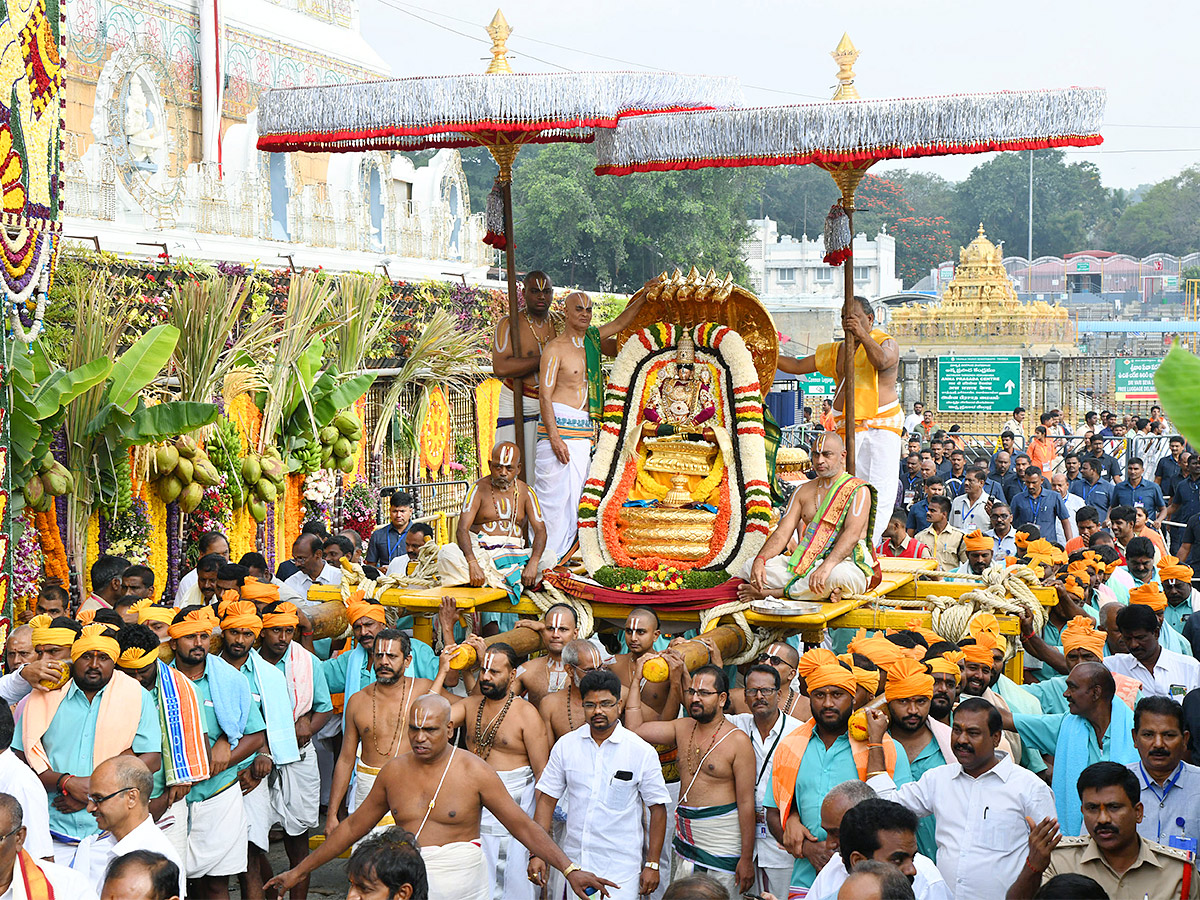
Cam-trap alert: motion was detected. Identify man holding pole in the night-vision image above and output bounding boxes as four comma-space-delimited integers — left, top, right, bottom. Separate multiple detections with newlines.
778, 296, 900, 544
493, 271, 559, 469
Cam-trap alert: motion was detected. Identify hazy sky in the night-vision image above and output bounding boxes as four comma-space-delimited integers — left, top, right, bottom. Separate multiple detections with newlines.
357, 0, 1198, 191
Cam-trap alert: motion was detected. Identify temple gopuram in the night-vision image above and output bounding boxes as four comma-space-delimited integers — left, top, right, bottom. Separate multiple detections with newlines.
890, 225, 1075, 353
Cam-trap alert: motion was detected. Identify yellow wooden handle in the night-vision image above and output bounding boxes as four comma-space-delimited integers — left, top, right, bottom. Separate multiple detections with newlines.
449, 644, 477, 671
643, 657, 670, 683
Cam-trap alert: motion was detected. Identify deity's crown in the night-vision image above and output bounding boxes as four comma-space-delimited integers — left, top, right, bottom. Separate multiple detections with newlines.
676, 332, 696, 365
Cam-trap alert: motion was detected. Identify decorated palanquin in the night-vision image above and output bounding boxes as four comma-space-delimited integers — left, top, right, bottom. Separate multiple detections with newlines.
579, 269, 777, 578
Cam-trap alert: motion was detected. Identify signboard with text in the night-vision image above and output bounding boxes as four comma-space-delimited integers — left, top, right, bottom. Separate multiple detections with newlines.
800, 374, 837, 397
937, 356, 1022, 413
1114, 357, 1162, 402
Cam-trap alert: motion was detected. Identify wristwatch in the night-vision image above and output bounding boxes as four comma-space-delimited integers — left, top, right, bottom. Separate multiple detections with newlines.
563, 863, 582, 878
643, 862, 660, 871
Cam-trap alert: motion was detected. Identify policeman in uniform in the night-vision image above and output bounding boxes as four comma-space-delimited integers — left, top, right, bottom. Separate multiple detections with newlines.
1009, 761, 1200, 900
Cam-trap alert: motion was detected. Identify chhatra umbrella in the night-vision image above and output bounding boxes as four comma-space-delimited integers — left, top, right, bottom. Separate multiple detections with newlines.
592, 34, 1105, 471
256, 10, 742, 472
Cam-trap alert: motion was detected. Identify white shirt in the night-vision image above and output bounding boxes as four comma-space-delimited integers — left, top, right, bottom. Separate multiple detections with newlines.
869, 752, 1056, 900
70, 814, 184, 897
385, 554, 410, 577
0, 671, 31, 706
0, 856, 97, 900
904, 413, 924, 435
1002, 419, 1026, 448
173, 567, 198, 608
1055, 491, 1084, 544
536, 722, 671, 890
1104, 649, 1200, 698
0, 750, 50, 860
950, 493, 994, 532
808, 850, 952, 900
728, 711, 802, 869
283, 562, 342, 607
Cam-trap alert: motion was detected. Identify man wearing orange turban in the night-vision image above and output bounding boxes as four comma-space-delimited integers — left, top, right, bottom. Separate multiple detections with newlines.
924, 651, 962, 726
955, 530, 994, 576
956, 633, 1034, 774
1018, 616, 1145, 717
1158, 556, 1197, 637
240, 577, 281, 611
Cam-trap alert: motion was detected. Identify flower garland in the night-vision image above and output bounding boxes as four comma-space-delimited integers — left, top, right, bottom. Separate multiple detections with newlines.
3, 229, 55, 336
165, 501, 181, 600
35, 506, 69, 586
144, 488, 169, 599
579, 322, 769, 576
475, 378, 501, 476
284, 474, 304, 554
103, 495, 150, 564
182, 483, 231, 568
229, 505, 257, 565
12, 512, 41, 614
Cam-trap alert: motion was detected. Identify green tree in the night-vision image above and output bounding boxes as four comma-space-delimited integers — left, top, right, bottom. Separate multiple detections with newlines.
949, 150, 1110, 258
510, 144, 752, 293
1106, 167, 1200, 257
884, 169, 957, 221
749, 167, 839, 240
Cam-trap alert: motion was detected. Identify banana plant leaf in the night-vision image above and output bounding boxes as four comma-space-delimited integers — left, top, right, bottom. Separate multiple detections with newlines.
132, 401, 220, 443
107, 324, 180, 413
311, 373, 376, 427
1155, 344, 1200, 449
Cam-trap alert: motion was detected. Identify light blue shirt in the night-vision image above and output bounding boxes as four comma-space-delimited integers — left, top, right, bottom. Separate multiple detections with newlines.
13, 677, 161, 840
322, 638, 438, 695
1129, 761, 1200, 850
765, 731, 912, 889
182, 670, 266, 803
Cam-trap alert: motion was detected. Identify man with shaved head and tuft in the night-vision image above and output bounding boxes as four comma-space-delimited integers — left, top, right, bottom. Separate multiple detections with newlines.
266, 694, 614, 900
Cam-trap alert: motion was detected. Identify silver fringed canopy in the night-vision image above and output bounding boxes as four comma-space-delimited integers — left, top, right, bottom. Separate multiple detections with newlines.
256, 72, 745, 153
593, 87, 1107, 174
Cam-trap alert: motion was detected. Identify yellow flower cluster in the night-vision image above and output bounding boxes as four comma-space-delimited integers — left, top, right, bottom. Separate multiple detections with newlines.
145, 486, 170, 593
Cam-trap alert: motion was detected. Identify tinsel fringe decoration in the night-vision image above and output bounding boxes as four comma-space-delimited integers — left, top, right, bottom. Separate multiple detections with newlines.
593, 87, 1106, 175
255, 72, 744, 153
823, 204, 852, 266
484, 180, 506, 250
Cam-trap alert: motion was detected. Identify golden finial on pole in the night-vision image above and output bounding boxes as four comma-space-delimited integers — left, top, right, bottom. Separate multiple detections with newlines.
830, 32, 860, 101
485, 9, 513, 74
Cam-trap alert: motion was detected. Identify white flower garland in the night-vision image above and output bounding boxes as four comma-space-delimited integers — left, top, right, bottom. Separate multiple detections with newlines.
580, 323, 769, 576
7, 247, 52, 345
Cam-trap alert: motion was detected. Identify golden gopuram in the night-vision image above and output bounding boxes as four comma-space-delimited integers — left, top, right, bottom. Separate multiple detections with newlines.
890, 224, 1076, 353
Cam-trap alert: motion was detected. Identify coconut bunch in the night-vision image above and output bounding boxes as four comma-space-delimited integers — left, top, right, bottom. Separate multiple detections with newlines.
22, 452, 74, 512
149, 436, 221, 513
318, 410, 362, 474
240, 446, 288, 522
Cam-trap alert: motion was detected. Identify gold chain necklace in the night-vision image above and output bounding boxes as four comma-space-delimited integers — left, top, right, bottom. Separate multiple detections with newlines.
523, 310, 553, 353
371, 676, 412, 758
474, 692, 515, 761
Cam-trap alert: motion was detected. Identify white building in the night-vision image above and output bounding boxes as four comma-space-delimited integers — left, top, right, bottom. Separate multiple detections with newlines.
61, 0, 491, 279
744, 217, 901, 352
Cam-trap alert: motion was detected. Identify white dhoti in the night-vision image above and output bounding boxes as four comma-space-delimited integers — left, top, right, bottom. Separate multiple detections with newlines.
437, 534, 534, 603
157, 797, 189, 877
737, 552, 870, 604
243, 778, 272, 852
671, 803, 742, 894
534, 402, 593, 563
833, 402, 903, 545
421, 840, 490, 900
187, 783, 249, 878
269, 743, 321, 836
496, 386, 541, 478
351, 759, 395, 841
480, 767, 536, 900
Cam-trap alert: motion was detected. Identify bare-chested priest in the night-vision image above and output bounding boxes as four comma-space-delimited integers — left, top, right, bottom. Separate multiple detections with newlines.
265, 695, 615, 900
777, 296, 900, 543
437, 441, 547, 602
326, 629, 436, 837
611, 607, 679, 721
738, 431, 880, 611
431, 636, 550, 900
509, 603, 579, 709
537, 289, 647, 562
626, 661, 756, 894
493, 271, 559, 470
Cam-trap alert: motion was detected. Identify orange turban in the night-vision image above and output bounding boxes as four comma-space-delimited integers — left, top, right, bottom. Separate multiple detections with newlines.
262, 601, 300, 629
1105, 560, 1121, 576
796, 648, 840, 679
838, 654, 879, 695
219, 589, 240, 607
1159, 556, 1194, 583
1061, 616, 1107, 659
884, 658, 934, 701
1025, 539, 1067, 568
804, 663, 857, 695
968, 614, 1007, 656
1062, 574, 1087, 600
1129, 583, 1167, 613
117, 646, 160, 670
847, 631, 909, 669
346, 595, 387, 627
963, 530, 994, 553
168, 606, 218, 639
960, 632, 997, 667
1015, 532, 1030, 549
927, 653, 962, 682
76, 609, 96, 626
132, 599, 175, 626
71, 623, 120, 663
220, 600, 263, 636
241, 577, 280, 603
29, 615, 75, 648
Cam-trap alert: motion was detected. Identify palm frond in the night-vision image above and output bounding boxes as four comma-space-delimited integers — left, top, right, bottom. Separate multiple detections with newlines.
333, 273, 395, 374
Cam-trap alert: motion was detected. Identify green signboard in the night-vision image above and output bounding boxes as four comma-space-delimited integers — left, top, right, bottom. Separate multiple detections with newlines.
937, 356, 1022, 413
1114, 357, 1162, 401
800, 374, 837, 397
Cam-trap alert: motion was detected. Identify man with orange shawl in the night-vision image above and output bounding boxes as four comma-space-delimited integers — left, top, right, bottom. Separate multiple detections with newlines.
762, 654, 912, 897
12, 624, 160, 863
778, 296, 900, 544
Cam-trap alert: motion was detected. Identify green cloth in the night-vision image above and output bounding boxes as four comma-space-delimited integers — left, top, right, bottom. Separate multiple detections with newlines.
184, 671, 266, 803
585, 324, 603, 425
903, 737, 946, 862
13, 679, 161, 840
764, 732, 912, 889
